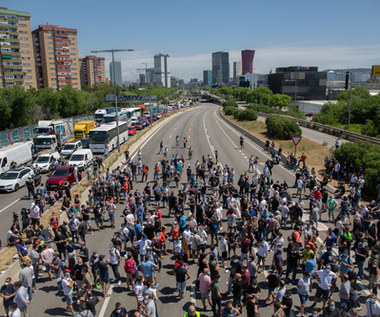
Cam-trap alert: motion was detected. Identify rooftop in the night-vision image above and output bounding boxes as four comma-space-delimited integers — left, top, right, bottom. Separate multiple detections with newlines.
0, 7, 30, 18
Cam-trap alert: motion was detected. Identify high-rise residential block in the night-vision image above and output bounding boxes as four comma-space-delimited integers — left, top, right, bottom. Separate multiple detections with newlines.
0, 7, 37, 89
241, 49, 255, 74
203, 70, 212, 86
32, 24, 80, 90
154, 54, 170, 88
109, 59, 122, 86
79, 55, 105, 87
212, 51, 229, 84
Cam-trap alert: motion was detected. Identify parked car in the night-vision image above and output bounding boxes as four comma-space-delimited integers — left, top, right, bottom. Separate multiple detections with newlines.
61, 140, 82, 158
33, 151, 60, 173
68, 149, 93, 171
128, 126, 137, 136
46, 166, 82, 191
0, 167, 40, 192
134, 121, 143, 130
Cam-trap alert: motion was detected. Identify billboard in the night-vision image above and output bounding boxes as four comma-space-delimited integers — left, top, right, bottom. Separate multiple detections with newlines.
371, 65, 380, 77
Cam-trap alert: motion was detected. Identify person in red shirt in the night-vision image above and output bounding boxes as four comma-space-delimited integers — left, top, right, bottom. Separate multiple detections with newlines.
122, 179, 130, 201
298, 152, 307, 167
159, 226, 168, 255
313, 187, 322, 201
50, 212, 60, 234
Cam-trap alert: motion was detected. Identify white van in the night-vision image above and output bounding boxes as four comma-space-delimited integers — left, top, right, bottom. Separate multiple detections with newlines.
0, 142, 33, 175
34, 135, 58, 152
68, 149, 93, 171
130, 117, 138, 125
33, 151, 60, 173
61, 140, 82, 158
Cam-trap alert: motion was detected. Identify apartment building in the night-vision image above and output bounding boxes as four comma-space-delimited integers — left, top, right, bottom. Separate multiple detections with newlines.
79, 55, 105, 87
0, 7, 37, 89
33, 24, 80, 90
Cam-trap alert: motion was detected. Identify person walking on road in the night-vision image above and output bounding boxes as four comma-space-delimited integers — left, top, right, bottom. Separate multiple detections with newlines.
240, 136, 244, 149
173, 259, 190, 300
158, 141, 163, 154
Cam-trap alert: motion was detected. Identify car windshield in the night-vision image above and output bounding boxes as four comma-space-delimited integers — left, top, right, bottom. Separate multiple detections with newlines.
35, 137, 54, 145
74, 131, 83, 138
63, 144, 75, 150
70, 154, 84, 161
52, 169, 68, 177
1, 172, 18, 180
36, 156, 49, 163
89, 131, 107, 144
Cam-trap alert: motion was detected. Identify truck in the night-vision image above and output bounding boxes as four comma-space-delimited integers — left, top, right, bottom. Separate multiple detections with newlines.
33, 119, 73, 148
34, 135, 58, 152
74, 120, 95, 140
0, 142, 33, 175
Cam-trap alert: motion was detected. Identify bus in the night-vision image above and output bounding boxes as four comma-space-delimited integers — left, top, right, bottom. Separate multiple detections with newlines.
103, 110, 130, 124
89, 121, 129, 154
124, 107, 142, 119
94, 107, 121, 125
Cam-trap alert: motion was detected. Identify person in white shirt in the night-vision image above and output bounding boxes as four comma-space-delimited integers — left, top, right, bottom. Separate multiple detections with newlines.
366, 293, 380, 317
312, 264, 337, 309
256, 238, 270, 272
219, 233, 228, 268
136, 236, 152, 263
109, 246, 121, 285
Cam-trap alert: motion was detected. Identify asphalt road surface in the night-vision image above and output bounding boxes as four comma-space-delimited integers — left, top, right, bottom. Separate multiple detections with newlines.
5, 103, 370, 317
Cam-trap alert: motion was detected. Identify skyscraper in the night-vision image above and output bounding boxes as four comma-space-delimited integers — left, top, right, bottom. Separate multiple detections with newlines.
79, 55, 105, 87
154, 54, 170, 88
0, 7, 37, 89
212, 51, 229, 84
203, 70, 212, 86
241, 49, 255, 75
33, 24, 80, 90
233, 61, 242, 84
110, 60, 122, 86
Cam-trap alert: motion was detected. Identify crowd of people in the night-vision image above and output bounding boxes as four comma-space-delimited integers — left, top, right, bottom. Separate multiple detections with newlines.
1, 134, 379, 317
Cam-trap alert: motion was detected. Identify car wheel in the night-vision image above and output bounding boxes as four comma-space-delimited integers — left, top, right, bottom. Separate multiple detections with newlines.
14, 184, 19, 192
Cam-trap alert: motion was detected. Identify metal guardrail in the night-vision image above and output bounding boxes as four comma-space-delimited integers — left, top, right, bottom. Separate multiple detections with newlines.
203, 90, 380, 146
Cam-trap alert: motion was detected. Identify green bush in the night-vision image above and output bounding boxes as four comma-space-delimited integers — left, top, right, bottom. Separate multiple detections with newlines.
224, 106, 238, 116
265, 116, 302, 140
236, 109, 258, 121
222, 100, 238, 108
234, 109, 244, 120
334, 141, 380, 198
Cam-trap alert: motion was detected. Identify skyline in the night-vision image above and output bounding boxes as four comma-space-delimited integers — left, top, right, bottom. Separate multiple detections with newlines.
3, 0, 380, 82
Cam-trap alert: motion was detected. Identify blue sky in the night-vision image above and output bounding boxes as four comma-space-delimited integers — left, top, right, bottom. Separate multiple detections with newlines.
4, 0, 380, 81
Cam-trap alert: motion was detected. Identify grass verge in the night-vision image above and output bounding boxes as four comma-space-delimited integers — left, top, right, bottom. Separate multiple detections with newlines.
223, 113, 332, 180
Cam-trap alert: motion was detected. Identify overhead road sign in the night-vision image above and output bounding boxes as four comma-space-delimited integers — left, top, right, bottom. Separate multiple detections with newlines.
106, 95, 158, 103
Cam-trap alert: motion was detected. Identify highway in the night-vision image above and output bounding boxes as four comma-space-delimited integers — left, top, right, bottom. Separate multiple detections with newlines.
2, 103, 369, 317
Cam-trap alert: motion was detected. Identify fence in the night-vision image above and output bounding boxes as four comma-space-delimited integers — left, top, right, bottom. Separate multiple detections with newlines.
0, 113, 94, 147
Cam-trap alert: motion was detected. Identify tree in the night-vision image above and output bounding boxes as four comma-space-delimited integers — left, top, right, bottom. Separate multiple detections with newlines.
37, 88, 60, 119
236, 109, 258, 121
269, 94, 292, 108
265, 116, 302, 140
337, 86, 370, 102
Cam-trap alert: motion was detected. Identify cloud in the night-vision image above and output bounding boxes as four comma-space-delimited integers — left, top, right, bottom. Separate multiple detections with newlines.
92, 43, 380, 82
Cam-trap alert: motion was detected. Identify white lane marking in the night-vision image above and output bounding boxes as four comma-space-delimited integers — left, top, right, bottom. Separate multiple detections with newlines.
215, 108, 297, 178
203, 115, 216, 160
98, 285, 114, 317
190, 281, 196, 305
0, 198, 21, 214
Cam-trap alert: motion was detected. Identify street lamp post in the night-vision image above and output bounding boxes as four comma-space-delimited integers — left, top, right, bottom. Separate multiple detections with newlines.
142, 62, 152, 125
91, 49, 134, 153
347, 72, 352, 130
